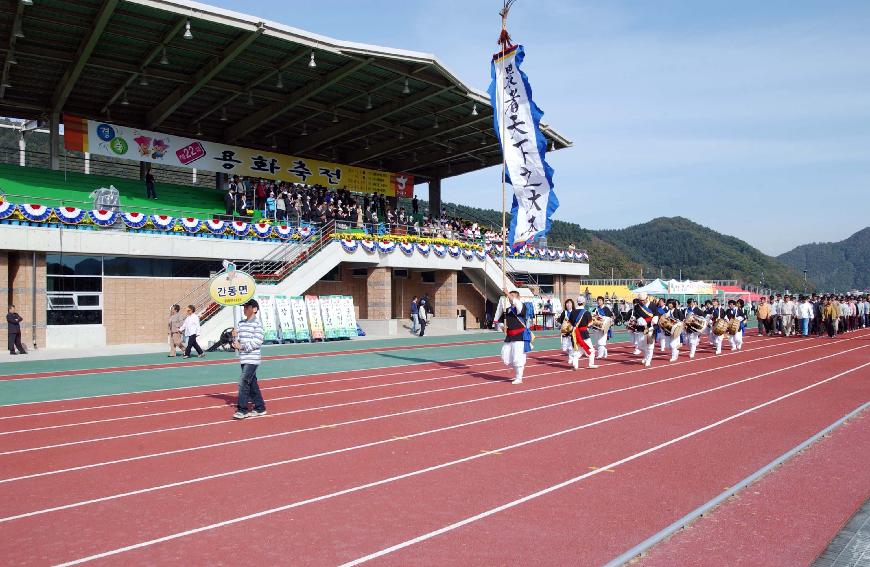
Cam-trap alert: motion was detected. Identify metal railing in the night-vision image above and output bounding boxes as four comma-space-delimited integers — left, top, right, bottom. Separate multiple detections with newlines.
174, 221, 338, 324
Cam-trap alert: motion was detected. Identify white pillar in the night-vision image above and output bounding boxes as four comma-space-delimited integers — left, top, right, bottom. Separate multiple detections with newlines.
192, 168, 197, 184
18, 134, 25, 167
84, 152, 90, 174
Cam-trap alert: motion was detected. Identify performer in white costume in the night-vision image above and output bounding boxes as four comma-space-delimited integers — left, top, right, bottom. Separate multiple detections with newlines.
726, 299, 746, 351
497, 290, 530, 384
632, 292, 658, 367
682, 298, 706, 359
590, 296, 614, 360
556, 298, 583, 370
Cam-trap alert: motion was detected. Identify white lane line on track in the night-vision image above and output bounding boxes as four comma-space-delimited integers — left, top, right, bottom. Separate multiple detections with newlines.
0, 345, 641, 432
0, 336, 568, 409
336, 359, 870, 567
0, 337, 787, 458
52, 351, 870, 566
2, 340, 859, 523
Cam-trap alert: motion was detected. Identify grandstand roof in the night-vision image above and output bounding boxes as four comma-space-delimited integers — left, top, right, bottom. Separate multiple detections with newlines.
0, 0, 572, 182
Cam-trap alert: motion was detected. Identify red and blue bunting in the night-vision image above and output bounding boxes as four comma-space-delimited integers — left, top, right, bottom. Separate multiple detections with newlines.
180, 217, 202, 233
252, 222, 273, 238
447, 245, 461, 258
20, 203, 52, 222
376, 240, 396, 253
151, 214, 175, 230
0, 201, 14, 220
340, 239, 358, 252
398, 242, 415, 255
462, 248, 475, 260
416, 243, 431, 256
297, 225, 314, 238
89, 209, 118, 226
205, 218, 226, 235
230, 220, 249, 237
55, 206, 85, 224
360, 239, 377, 253
122, 211, 147, 229
475, 249, 487, 260
274, 224, 293, 239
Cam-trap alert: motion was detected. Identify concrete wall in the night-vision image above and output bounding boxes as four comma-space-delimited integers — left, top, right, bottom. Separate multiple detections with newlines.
305, 264, 369, 320
102, 277, 205, 345
457, 281, 486, 330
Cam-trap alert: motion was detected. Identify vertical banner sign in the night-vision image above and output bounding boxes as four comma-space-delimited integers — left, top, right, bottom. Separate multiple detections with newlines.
320, 296, 338, 339
304, 295, 325, 340
333, 296, 349, 338
274, 296, 295, 342
258, 295, 278, 342
289, 296, 311, 341
488, 45, 559, 250
342, 296, 358, 336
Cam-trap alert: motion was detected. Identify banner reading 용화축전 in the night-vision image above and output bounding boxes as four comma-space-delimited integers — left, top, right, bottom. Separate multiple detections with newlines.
63, 115, 414, 197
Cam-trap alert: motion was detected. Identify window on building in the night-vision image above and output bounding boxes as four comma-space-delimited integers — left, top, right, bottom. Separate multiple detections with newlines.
421, 271, 436, 283
351, 268, 368, 278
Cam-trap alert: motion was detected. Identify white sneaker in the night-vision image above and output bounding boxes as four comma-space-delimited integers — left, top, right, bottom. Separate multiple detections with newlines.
669, 355, 678, 363
588, 364, 599, 369
232, 411, 249, 420
689, 353, 695, 359
250, 409, 267, 417
633, 349, 641, 355
511, 377, 523, 385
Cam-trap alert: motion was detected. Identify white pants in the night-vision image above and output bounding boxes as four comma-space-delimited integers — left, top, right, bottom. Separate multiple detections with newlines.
501, 341, 526, 381
729, 330, 744, 350
590, 329, 608, 359
633, 330, 646, 354
713, 333, 724, 354
668, 333, 681, 360
687, 332, 701, 357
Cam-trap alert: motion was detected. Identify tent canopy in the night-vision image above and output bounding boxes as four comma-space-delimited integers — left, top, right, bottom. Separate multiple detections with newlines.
632, 278, 668, 295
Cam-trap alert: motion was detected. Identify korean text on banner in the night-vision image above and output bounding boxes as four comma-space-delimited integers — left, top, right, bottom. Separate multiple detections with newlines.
342, 296, 358, 335
488, 45, 558, 250
304, 295, 325, 340
257, 295, 278, 342
274, 296, 295, 342
320, 296, 338, 339
289, 296, 311, 342
63, 115, 413, 197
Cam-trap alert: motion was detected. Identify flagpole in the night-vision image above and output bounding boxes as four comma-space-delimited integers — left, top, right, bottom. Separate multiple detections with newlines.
497, 1, 515, 298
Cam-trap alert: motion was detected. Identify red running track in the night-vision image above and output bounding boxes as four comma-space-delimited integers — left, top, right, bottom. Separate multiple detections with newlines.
0, 331, 866, 565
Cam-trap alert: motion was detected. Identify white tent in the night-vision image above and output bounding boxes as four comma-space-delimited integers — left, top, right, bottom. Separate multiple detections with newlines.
632, 278, 668, 295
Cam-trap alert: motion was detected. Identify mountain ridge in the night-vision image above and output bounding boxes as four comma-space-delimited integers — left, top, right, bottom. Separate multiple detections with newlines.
777, 227, 870, 291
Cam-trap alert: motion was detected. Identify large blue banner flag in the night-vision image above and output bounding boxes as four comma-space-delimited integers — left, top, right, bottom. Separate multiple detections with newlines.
488, 44, 558, 250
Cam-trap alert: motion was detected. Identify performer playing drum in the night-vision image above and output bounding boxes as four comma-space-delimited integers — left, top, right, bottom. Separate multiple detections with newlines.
633, 292, 658, 366
682, 298, 706, 359
709, 298, 727, 355
660, 299, 686, 362
726, 299, 746, 351
591, 296, 614, 359
556, 298, 583, 370
498, 290, 530, 384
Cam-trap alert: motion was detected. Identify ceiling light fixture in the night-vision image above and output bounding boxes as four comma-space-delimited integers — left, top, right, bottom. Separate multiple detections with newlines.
13, 22, 24, 39
196, 122, 202, 136
138, 74, 149, 86
247, 91, 254, 106
220, 106, 228, 121
301, 122, 308, 136
365, 95, 372, 111
308, 50, 317, 68
402, 78, 410, 94
433, 115, 439, 129
20, 0, 34, 6
364, 137, 370, 150
331, 109, 339, 123
160, 47, 169, 65
183, 19, 193, 40
480, 132, 487, 146
120, 90, 129, 105
8, 52, 18, 65
271, 135, 277, 149
471, 103, 478, 116
398, 130, 404, 140
275, 71, 284, 89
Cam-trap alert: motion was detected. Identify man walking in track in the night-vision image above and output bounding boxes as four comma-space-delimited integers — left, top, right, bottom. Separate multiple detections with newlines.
232, 298, 267, 419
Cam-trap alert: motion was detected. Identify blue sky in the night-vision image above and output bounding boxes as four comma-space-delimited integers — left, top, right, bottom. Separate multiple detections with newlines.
209, 0, 870, 255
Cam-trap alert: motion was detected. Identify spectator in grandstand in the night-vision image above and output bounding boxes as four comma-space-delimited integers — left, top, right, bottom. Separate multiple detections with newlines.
232, 298, 266, 420
254, 179, 267, 212
6, 305, 27, 355
235, 191, 247, 218
144, 169, 157, 200
181, 305, 204, 359
410, 296, 419, 334
168, 304, 185, 357
275, 189, 287, 221
223, 189, 235, 217
265, 192, 277, 220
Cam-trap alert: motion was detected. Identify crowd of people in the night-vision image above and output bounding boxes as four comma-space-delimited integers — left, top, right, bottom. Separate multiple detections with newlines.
751, 293, 869, 338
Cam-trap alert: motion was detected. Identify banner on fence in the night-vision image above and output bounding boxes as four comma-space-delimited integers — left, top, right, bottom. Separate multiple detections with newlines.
289, 296, 311, 342
257, 295, 278, 342
304, 295, 325, 340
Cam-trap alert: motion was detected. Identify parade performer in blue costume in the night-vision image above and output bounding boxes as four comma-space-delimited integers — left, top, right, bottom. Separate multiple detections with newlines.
591, 296, 614, 360
498, 290, 532, 384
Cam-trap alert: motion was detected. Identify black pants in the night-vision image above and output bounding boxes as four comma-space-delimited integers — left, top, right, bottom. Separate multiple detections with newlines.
8, 332, 26, 354
825, 320, 835, 338
419, 318, 427, 336
185, 334, 203, 356
146, 183, 156, 199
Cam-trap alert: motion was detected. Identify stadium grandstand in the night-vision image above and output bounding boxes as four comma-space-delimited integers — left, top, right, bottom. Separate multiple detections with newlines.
0, 0, 586, 350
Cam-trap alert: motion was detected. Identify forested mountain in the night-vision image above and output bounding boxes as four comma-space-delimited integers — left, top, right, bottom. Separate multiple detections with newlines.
440, 202, 807, 289
778, 228, 870, 291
